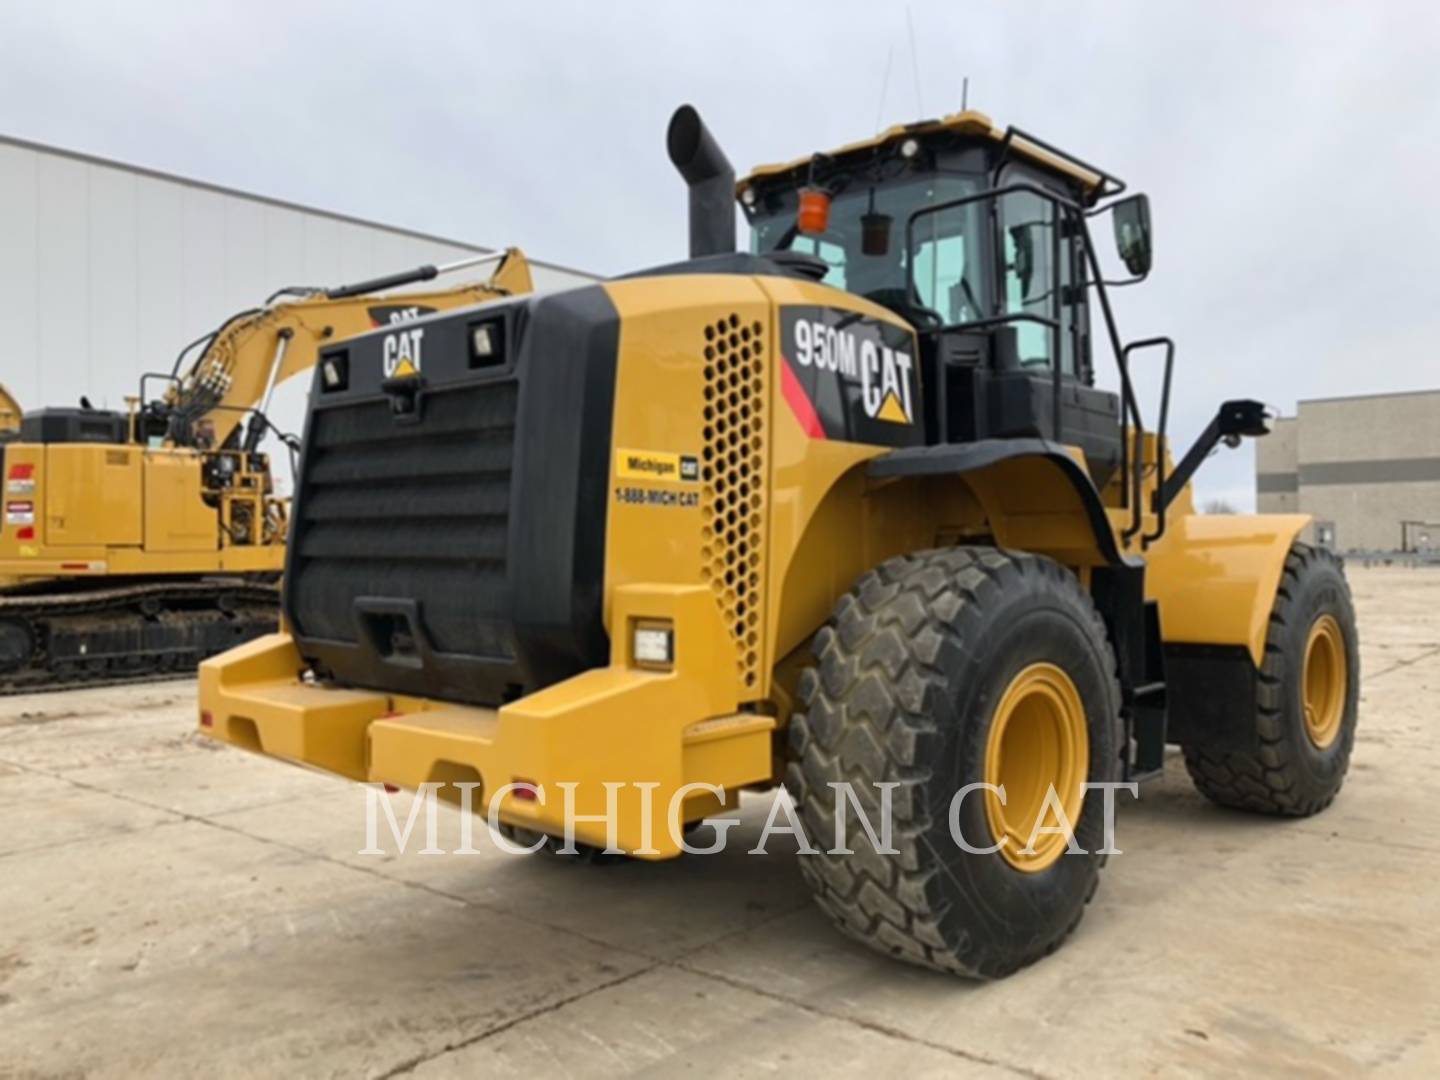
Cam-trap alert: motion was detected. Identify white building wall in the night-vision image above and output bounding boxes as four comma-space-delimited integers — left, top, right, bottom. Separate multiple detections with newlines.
1252, 391, 1440, 552
1255, 415, 1299, 514
1296, 391, 1440, 553
0, 135, 593, 453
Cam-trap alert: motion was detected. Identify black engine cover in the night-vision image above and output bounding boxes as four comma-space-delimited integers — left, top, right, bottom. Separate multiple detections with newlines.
283, 285, 619, 707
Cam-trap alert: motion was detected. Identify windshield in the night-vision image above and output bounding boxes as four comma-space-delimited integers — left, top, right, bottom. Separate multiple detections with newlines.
749, 174, 989, 323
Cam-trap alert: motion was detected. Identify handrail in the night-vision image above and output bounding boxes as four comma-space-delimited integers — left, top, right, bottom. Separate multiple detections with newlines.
1116, 338, 1175, 545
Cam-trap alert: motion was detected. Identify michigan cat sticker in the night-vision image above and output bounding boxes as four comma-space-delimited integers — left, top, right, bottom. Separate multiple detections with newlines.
616, 449, 700, 483
779, 306, 923, 447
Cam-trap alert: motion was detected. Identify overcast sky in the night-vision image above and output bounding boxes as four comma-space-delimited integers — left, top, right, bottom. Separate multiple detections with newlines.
3, 1, 1439, 507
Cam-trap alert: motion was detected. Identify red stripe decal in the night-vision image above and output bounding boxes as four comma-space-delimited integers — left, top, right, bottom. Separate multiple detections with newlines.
779, 356, 826, 440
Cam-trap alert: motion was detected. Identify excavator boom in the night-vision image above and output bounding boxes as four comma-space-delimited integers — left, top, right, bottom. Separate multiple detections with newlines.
169, 249, 533, 450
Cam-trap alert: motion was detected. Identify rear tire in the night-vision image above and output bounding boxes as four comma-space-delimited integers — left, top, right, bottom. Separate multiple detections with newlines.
786, 546, 1122, 977
1182, 542, 1359, 816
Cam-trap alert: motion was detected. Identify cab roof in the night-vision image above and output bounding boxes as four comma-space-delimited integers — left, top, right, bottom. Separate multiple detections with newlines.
737, 110, 1119, 201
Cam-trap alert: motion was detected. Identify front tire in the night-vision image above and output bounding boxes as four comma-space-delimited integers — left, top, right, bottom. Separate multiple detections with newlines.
786, 547, 1122, 978
1182, 542, 1359, 816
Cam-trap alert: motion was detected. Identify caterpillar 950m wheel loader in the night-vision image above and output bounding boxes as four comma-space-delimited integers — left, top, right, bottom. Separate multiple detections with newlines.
0, 250, 533, 693
197, 107, 1358, 977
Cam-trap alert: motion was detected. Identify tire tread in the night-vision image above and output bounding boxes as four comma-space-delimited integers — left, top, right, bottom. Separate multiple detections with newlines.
786, 546, 1119, 977
1181, 542, 1357, 816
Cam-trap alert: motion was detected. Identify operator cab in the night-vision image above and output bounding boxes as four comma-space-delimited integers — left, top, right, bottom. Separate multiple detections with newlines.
739, 111, 1155, 488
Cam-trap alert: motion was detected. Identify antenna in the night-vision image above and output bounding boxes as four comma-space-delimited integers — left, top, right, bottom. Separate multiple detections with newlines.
962, 76, 969, 111
906, 6, 923, 114
874, 45, 894, 133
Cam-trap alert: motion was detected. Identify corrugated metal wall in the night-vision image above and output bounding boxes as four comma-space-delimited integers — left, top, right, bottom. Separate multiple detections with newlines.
0, 135, 593, 489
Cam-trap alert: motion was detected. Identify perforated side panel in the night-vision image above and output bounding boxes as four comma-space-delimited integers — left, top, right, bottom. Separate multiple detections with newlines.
700, 313, 768, 695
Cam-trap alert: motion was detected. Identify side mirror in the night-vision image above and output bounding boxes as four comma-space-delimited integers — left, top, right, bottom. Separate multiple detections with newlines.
1111, 194, 1152, 277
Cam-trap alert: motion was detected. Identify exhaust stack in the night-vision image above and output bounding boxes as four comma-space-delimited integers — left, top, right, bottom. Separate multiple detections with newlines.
667, 105, 736, 258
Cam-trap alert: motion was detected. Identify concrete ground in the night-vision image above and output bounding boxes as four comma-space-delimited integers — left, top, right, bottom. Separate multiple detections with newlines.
1, 567, 1437, 1079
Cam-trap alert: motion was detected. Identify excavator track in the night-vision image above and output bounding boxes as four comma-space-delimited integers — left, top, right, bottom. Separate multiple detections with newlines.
0, 577, 279, 695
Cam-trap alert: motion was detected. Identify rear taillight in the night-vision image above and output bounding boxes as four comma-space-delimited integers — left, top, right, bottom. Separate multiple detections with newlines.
6, 463, 35, 496
199, 711, 214, 728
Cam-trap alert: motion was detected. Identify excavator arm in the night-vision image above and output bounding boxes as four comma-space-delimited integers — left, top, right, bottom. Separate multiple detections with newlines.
167, 248, 533, 450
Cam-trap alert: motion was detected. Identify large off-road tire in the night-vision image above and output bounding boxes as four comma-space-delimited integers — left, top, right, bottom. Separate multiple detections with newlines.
786, 547, 1123, 978
1182, 542, 1359, 816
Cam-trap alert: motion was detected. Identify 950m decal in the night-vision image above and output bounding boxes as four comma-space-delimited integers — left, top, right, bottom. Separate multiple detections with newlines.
779, 306, 924, 447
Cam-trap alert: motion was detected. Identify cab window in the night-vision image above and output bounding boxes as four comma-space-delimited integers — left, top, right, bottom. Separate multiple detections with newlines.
911, 200, 988, 324
750, 174, 983, 317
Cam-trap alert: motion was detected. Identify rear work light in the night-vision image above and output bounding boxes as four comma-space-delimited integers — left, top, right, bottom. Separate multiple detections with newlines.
468, 318, 505, 368
631, 620, 675, 670
319, 351, 349, 392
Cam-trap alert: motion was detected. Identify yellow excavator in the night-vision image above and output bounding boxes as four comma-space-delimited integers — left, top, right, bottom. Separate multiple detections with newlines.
0, 249, 534, 692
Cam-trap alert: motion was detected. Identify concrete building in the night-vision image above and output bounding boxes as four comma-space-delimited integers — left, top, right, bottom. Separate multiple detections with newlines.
1256, 389, 1440, 553
0, 132, 594, 488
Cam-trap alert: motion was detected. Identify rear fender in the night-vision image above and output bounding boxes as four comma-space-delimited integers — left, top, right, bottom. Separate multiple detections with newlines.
868, 438, 1131, 570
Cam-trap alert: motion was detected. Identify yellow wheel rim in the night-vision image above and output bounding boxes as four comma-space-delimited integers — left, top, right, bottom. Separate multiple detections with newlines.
1302, 614, 1347, 749
983, 662, 1089, 873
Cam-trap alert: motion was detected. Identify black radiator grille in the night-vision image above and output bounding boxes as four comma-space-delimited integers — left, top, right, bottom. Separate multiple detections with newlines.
288, 380, 519, 659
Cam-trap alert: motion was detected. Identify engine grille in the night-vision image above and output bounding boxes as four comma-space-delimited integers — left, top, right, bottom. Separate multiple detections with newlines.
289, 380, 519, 661
699, 312, 768, 695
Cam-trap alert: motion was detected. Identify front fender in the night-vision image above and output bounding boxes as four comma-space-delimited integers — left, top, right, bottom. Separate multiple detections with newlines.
1142, 512, 1309, 666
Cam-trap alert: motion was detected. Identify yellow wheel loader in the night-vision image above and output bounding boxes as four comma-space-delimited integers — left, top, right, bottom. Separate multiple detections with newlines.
197, 107, 1359, 976
0, 250, 533, 692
